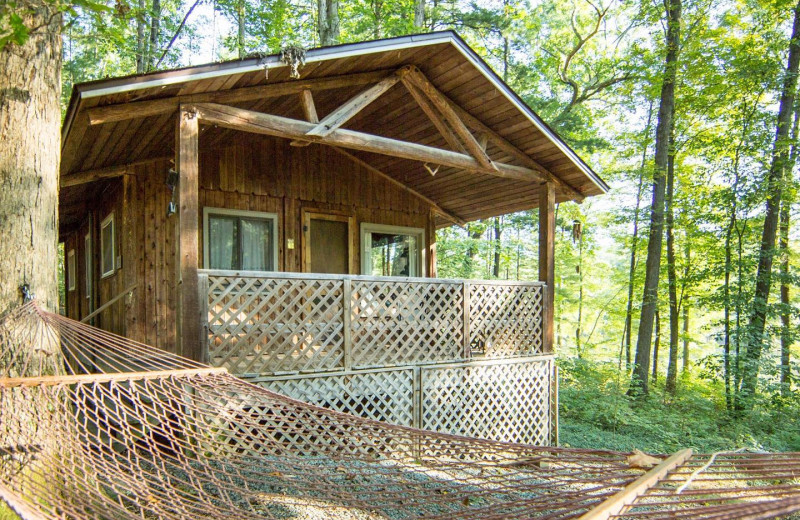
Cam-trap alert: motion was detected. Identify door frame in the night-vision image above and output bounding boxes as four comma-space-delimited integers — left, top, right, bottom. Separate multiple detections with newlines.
301, 208, 356, 274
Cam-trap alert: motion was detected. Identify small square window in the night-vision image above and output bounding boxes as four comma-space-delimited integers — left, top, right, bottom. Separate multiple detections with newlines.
361, 224, 424, 277
100, 214, 115, 278
67, 249, 76, 291
203, 208, 278, 271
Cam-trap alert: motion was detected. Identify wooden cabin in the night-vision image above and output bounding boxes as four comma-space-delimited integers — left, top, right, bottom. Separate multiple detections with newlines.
59, 32, 607, 445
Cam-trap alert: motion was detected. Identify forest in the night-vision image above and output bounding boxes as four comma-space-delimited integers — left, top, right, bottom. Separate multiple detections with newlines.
2, 0, 799, 454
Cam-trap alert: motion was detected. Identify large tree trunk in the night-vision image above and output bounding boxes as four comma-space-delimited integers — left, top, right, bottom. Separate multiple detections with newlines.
623, 101, 654, 372
318, 0, 339, 46
0, 1, 61, 318
492, 217, 502, 277
652, 308, 661, 382
738, 0, 800, 410
630, 0, 681, 396
237, 0, 246, 58
666, 151, 680, 394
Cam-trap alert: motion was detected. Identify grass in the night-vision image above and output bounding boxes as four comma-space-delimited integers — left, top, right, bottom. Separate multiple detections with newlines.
558, 357, 800, 453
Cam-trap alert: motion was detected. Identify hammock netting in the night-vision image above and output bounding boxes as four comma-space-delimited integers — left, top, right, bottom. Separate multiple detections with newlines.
0, 302, 798, 520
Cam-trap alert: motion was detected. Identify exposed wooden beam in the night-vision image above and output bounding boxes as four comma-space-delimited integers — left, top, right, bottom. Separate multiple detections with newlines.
447, 98, 585, 202
305, 68, 407, 138
299, 89, 319, 123
59, 156, 174, 188
400, 77, 465, 154
405, 67, 496, 171
332, 147, 466, 227
291, 89, 319, 147
87, 70, 394, 126
191, 103, 549, 185
60, 164, 127, 188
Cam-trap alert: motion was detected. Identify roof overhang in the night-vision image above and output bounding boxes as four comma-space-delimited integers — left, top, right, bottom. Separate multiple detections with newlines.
60, 31, 608, 230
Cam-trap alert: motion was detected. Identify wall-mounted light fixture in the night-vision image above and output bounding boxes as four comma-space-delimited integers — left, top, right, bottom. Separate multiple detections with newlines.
166, 168, 179, 217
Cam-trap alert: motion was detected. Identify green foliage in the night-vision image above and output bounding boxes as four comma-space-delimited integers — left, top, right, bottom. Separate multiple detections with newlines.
560, 358, 800, 453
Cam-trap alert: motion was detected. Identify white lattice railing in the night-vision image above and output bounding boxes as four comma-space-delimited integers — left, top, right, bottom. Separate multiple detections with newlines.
201, 270, 546, 375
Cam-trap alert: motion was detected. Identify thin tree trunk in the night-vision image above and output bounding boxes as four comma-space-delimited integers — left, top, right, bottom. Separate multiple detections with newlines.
624, 101, 654, 372
779, 102, 800, 396
237, 0, 246, 58
576, 229, 584, 359
136, 0, 147, 73
414, 0, 425, 29
682, 237, 691, 373
327, 0, 339, 44
493, 217, 502, 277
148, 0, 161, 70
738, 0, 800, 410
652, 308, 661, 383
631, 0, 681, 396
666, 150, 680, 394
317, 0, 328, 45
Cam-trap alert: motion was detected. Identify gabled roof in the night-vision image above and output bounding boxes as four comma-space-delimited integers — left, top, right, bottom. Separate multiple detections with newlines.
60, 31, 608, 229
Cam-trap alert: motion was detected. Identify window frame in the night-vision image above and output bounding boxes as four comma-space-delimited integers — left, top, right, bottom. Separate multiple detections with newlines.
203, 207, 279, 272
67, 249, 76, 291
84, 231, 92, 299
100, 213, 116, 279
360, 223, 425, 277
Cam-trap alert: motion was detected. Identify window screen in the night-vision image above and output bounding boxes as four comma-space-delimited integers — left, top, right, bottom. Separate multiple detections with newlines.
206, 210, 275, 271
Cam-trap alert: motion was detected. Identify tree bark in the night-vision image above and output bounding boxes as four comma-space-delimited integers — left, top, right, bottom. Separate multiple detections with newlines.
652, 308, 661, 382
630, 0, 681, 396
738, 0, 800, 410
237, 0, 246, 59
492, 217, 502, 277
318, 0, 339, 46
414, 0, 426, 30
0, 1, 61, 318
148, 0, 161, 70
136, 0, 147, 73
624, 101, 654, 372
666, 151, 679, 394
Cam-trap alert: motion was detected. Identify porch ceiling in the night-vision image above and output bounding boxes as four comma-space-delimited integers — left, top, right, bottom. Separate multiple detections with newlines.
59, 32, 608, 231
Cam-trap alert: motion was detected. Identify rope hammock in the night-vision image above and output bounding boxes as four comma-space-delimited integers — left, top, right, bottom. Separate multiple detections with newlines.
1, 302, 799, 520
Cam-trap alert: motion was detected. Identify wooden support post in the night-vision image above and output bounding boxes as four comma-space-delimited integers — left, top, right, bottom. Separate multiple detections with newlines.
539, 181, 555, 354
177, 106, 201, 361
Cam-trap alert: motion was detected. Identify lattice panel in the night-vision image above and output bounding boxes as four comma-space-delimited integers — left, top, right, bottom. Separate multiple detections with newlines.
350, 280, 463, 367
469, 283, 544, 357
206, 276, 345, 374
254, 369, 415, 427
421, 359, 553, 446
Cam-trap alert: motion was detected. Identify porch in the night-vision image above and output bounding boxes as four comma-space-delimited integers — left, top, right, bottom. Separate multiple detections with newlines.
201, 270, 557, 445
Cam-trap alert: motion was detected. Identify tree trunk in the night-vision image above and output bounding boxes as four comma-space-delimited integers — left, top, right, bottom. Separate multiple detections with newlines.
623, 101, 654, 372
318, 0, 339, 46
492, 217, 501, 277
136, 0, 147, 73
652, 308, 661, 383
148, 0, 161, 70
414, 0, 425, 30
630, 0, 681, 396
666, 151, 679, 394
738, 0, 800, 410
576, 229, 584, 359
237, 0, 246, 58
0, 1, 61, 318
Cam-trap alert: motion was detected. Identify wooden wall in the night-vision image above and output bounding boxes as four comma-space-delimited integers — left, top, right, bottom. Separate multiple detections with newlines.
63, 134, 437, 354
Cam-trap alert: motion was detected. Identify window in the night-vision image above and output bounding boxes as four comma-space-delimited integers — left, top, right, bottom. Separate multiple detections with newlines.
84, 232, 92, 299
67, 249, 76, 291
100, 213, 115, 278
203, 208, 278, 271
361, 224, 424, 277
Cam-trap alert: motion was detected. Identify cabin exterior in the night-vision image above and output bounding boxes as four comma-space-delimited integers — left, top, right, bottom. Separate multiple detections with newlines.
58, 32, 607, 446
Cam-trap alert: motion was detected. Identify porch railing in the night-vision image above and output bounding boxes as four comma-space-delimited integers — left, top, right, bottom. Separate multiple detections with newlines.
199, 270, 555, 445
199, 270, 546, 376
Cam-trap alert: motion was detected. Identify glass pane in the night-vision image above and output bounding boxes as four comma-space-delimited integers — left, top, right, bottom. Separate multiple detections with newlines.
368, 232, 417, 277
241, 218, 272, 271
209, 216, 238, 270
101, 220, 114, 275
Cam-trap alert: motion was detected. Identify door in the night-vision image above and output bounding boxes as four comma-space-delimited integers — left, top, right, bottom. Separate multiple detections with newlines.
302, 210, 355, 274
